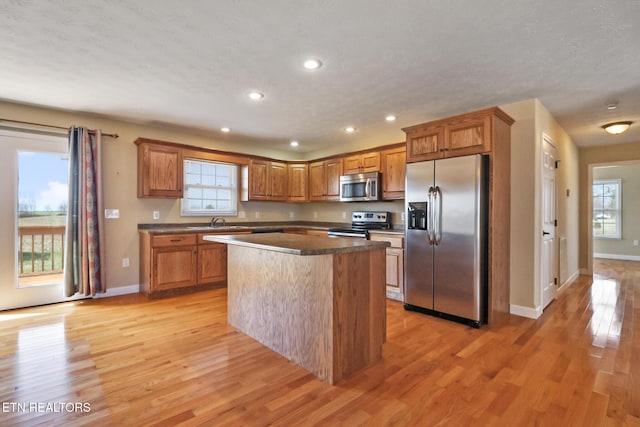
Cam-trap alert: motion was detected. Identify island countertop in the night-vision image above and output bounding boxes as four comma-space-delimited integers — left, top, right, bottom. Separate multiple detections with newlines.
203, 232, 389, 256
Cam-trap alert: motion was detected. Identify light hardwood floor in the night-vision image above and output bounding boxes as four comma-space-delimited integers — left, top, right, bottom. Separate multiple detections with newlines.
0, 259, 638, 426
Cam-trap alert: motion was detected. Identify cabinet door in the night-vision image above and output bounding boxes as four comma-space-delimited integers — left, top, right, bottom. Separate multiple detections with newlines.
138, 143, 183, 198
325, 158, 343, 200
446, 115, 491, 156
381, 146, 406, 200
198, 243, 227, 284
268, 161, 288, 201
406, 126, 445, 162
343, 155, 362, 175
361, 151, 381, 172
287, 163, 308, 202
309, 161, 326, 201
385, 248, 404, 290
152, 246, 197, 291
249, 160, 269, 200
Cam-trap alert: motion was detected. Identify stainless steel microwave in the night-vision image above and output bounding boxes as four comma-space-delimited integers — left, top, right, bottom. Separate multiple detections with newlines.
339, 171, 381, 202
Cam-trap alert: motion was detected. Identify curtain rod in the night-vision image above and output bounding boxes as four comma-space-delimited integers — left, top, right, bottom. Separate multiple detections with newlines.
0, 118, 119, 139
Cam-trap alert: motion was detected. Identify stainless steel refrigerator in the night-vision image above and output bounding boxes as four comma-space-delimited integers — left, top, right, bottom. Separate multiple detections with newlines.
404, 154, 489, 328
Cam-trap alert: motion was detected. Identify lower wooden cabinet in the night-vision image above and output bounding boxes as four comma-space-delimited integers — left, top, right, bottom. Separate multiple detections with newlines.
140, 231, 249, 298
369, 233, 404, 302
197, 234, 227, 284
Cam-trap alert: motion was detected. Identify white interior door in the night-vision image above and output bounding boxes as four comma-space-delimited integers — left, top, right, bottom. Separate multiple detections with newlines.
541, 136, 557, 309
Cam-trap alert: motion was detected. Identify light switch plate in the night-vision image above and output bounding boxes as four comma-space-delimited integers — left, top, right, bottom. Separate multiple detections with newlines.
105, 209, 119, 219
153, 211, 160, 220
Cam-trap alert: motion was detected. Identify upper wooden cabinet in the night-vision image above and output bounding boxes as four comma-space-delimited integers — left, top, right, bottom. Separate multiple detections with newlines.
244, 159, 288, 201
380, 145, 406, 200
136, 139, 183, 198
309, 157, 343, 201
403, 107, 514, 163
287, 163, 309, 202
343, 151, 381, 175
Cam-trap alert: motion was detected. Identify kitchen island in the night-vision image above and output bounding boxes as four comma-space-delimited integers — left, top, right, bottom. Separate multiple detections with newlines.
203, 233, 389, 384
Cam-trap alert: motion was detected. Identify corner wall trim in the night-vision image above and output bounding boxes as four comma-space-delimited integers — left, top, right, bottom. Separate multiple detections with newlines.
559, 270, 580, 293
93, 284, 140, 299
593, 253, 640, 262
510, 304, 543, 319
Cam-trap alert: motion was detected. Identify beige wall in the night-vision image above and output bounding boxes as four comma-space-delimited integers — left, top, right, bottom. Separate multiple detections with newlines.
0, 100, 402, 293
1, 98, 583, 316
580, 143, 640, 270
500, 99, 580, 313
592, 163, 640, 259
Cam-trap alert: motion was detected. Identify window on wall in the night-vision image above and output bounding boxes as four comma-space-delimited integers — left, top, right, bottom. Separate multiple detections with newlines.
592, 179, 621, 239
181, 159, 238, 216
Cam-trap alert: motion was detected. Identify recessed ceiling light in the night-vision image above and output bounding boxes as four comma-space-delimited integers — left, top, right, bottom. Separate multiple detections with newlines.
248, 91, 264, 100
303, 59, 322, 70
290, 140, 299, 147
386, 115, 396, 122
607, 104, 617, 110
345, 126, 356, 133
221, 127, 230, 133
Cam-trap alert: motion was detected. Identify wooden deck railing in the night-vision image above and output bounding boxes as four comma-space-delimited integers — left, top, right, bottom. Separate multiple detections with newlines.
18, 225, 65, 276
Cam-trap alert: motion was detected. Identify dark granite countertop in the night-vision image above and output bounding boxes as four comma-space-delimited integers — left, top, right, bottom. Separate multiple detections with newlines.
138, 221, 405, 236
204, 233, 390, 255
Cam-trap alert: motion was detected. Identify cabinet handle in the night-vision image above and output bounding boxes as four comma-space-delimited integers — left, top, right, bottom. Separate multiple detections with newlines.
170, 239, 181, 242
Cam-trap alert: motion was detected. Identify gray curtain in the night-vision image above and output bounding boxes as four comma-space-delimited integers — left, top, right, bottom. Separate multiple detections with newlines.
63, 127, 106, 296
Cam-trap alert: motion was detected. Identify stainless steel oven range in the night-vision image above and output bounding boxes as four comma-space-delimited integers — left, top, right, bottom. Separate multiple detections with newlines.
327, 211, 392, 239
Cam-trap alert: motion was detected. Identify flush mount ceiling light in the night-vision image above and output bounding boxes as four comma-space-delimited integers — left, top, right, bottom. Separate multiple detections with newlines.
344, 126, 356, 133
290, 140, 299, 147
385, 114, 396, 122
247, 91, 264, 101
303, 59, 322, 70
602, 121, 633, 135
221, 127, 230, 133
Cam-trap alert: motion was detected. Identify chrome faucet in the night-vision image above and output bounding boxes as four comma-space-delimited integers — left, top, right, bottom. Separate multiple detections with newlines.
210, 217, 226, 227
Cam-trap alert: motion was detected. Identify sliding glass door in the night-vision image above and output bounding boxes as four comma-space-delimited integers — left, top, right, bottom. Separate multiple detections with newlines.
0, 129, 81, 310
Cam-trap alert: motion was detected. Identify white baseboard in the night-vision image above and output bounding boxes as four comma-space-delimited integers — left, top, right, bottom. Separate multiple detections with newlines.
593, 253, 640, 261
510, 304, 542, 319
94, 284, 140, 299
559, 270, 580, 292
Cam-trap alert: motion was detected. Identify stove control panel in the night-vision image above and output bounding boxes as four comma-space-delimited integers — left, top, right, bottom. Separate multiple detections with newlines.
351, 211, 392, 226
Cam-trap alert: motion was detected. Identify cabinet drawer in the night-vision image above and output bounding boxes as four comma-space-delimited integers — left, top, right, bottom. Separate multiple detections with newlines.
369, 234, 404, 248
151, 234, 197, 247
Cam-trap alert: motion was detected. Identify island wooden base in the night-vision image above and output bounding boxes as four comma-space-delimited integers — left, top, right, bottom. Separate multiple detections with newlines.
227, 245, 386, 384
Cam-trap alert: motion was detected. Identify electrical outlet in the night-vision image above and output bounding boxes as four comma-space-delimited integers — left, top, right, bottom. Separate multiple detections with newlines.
153, 211, 160, 220
289, 211, 295, 219
255, 211, 261, 219
634, 240, 638, 247
238, 211, 246, 218
342, 211, 347, 219
122, 257, 130, 268
401, 212, 405, 221
105, 209, 119, 219
313, 211, 318, 219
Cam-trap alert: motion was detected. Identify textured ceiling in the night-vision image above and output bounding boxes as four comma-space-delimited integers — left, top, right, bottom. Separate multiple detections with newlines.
0, 0, 639, 153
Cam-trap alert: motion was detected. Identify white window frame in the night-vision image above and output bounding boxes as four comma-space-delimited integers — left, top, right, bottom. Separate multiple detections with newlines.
592, 179, 621, 239
180, 158, 238, 216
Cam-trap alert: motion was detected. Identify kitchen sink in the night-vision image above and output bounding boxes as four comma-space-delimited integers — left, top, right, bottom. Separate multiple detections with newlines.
186, 225, 249, 231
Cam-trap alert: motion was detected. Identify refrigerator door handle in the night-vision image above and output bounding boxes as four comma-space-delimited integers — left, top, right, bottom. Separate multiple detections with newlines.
427, 186, 435, 245
434, 186, 443, 245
